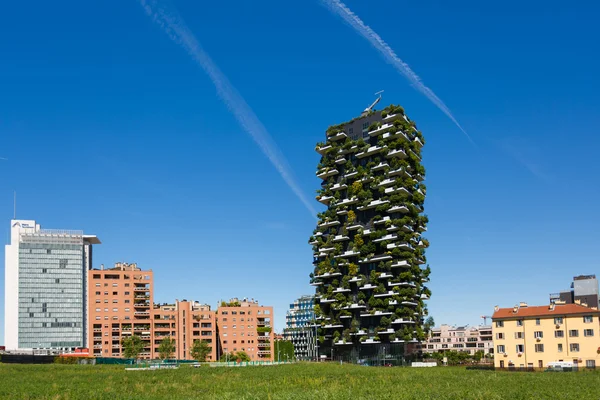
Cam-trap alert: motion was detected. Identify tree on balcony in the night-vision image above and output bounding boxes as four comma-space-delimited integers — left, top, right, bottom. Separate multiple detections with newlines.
122, 335, 144, 359
191, 340, 211, 362
158, 337, 175, 360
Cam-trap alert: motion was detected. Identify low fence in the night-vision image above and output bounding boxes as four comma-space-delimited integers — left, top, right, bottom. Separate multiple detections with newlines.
1, 354, 56, 364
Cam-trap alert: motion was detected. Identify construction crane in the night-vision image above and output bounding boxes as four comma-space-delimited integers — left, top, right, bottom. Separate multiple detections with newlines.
361, 90, 384, 116
481, 315, 492, 325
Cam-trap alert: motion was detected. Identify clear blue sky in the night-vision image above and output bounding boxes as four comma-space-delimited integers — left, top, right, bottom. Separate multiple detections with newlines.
1, 0, 600, 344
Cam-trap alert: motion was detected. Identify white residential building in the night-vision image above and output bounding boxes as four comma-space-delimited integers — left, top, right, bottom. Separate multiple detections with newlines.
424, 324, 493, 355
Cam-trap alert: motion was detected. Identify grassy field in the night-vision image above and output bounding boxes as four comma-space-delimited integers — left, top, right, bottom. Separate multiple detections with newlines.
1, 362, 599, 399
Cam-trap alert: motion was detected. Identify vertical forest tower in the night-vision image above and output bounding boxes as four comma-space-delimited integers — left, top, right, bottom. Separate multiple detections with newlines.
309, 103, 431, 359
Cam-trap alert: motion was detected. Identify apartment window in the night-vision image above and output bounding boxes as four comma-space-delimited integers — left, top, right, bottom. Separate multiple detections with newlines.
584, 329, 594, 337
112, 300, 118, 304
584, 315, 593, 323
534, 331, 543, 339
125, 283, 130, 287
516, 320, 523, 327
233, 325, 236, 329
441, 344, 448, 349
495, 333, 504, 340
497, 345, 505, 353
95, 291, 101, 295
558, 343, 563, 353
113, 292, 118, 296
125, 292, 130, 296
570, 343, 580, 352
95, 283, 100, 287
95, 308, 101, 312
534, 344, 544, 353
554, 317, 563, 324
95, 300, 101, 304
124, 300, 130, 304
516, 344, 524, 353
555, 330, 564, 338
112, 308, 118, 312
514, 332, 523, 339
569, 330, 579, 337
535, 318, 540, 326
223, 326, 227, 329
586, 360, 596, 369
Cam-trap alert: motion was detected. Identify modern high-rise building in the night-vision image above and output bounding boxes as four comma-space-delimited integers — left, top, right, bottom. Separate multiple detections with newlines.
5, 219, 100, 351
309, 103, 431, 360
550, 275, 600, 309
216, 298, 274, 361
283, 295, 317, 360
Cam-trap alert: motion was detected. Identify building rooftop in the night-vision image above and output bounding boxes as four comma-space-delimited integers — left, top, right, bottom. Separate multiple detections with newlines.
492, 303, 600, 320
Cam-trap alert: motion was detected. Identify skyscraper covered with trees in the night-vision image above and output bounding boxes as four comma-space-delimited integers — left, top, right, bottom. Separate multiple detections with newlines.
309, 103, 431, 360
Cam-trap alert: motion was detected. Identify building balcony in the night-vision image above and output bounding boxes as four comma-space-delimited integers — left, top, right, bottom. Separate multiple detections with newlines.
387, 205, 409, 214
401, 225, 414, 233
388, 281, 415, 288
384, 186, 410, 195
338, 197, 359, 207
356, 145, 385, 159
386, 149, 407, 159
319, 220, 340, 229
332, 235, 349, 242
334, 250, 360, 258
316, 168, 339, 179
382, 130, 409, 141
328, 132, 347, 141
317, 247, 335, 253
314, 272, 342, 279
334, 340, 353, 346
360, 311, 393, 317
310, 281, 323, 286
351, 330, 368, 336
316, 195, 334, 205
343, 170, 358, 179
316, 144, 332, 155
335, 157, 347, 165
134, 311, 150, 316
401, 301, 418, 306
379, 272, 393, 279
374, 216, 391, 226
387, 242, 413, 251
392, 318, 415, 325
372, 162, 389, 172
389, 167, 411, 179
323, 324, 344, 329
93, 328, 102, 332
374, 234, 397, 243
391, 261, 410, 269
342, 303, 367, 310
359, 283, 377, 291
369, 123, 394, 136
340, 315, 352, 320
319, 298, 336, 304
361, 339, 381, 345
359, 254, 392, 263
377, 328, 396, 335
331, 183, 347, 191
332, 287, 351, 294
348, 276, 363, 283
378, 178, 396, 188
421, 294, 430, 300
374, 291, 395, 298
358, 199, 389, 211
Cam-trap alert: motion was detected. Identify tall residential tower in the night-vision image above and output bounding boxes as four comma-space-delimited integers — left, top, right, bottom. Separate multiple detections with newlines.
283, 295, 317, 360
5, 220, 100, 351
309, 103, 431, 360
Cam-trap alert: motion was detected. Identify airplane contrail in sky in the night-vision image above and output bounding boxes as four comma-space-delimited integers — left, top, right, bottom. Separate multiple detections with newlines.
138, 0, 317, 217
320, 0, 474, 144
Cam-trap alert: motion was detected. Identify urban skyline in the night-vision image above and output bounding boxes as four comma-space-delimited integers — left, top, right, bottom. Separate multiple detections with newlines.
2, 0, 600, 347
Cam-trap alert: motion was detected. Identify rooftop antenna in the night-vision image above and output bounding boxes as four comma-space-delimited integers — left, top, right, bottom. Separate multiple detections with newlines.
361, 90, 384, 116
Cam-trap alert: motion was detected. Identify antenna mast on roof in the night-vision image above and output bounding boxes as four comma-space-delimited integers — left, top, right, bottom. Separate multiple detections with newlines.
361, 90, 384, 116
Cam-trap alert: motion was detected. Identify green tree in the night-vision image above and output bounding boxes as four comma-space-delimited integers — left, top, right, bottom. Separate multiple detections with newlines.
191, 340, 211, 362
234, 351, 251, 362
473, 350, 484, 362
423, 316, 435, 336
158, 337, 175, 360
274, 340, 295, 362
122, 335, 145, 359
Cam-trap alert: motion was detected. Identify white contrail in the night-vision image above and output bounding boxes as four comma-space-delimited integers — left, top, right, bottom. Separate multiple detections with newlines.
0, 157, 7, 161
320, 0, 474, 144
138, 0, 317, 217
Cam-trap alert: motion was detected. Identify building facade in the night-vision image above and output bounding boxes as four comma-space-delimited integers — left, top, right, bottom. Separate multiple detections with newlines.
492, 303, 600, 370
309, 103, 431, 359
424, 325, 493, 355
216, 298, 274, 361
550, 275, 600, 309
5, 219, 100, 351
283, 295, 317, 360
88, 262, 153, 358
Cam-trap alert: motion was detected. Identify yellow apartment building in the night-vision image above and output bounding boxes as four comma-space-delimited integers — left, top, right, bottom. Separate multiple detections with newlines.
492, 302, 600, 370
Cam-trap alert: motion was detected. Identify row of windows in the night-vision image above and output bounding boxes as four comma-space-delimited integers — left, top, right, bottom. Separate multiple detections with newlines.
495, 316, 594, 328
497, 343, 581, 353
219, 310, 270, 316
221, 332, 262, 338
221, 325, 259, 330
496, 329, 594, 340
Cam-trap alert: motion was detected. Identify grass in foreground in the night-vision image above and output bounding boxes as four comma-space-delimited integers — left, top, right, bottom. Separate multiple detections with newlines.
1, 362, 599, 399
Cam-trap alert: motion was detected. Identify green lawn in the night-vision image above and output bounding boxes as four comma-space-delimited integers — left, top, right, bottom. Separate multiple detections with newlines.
1, 363, 599, 399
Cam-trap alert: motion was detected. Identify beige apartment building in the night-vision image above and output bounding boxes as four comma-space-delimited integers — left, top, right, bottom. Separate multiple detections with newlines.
492, 302, 600, 369
88, 263, 153, 358
216, 298, 274, 361
425, 324, 493, 355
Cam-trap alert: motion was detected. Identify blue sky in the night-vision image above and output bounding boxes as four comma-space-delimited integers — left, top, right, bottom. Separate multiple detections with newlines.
1, 0, 600, 344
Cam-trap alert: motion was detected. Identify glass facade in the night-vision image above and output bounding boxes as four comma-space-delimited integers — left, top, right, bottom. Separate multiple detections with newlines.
283, 295, 317, 360
18, 233, 85, 349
